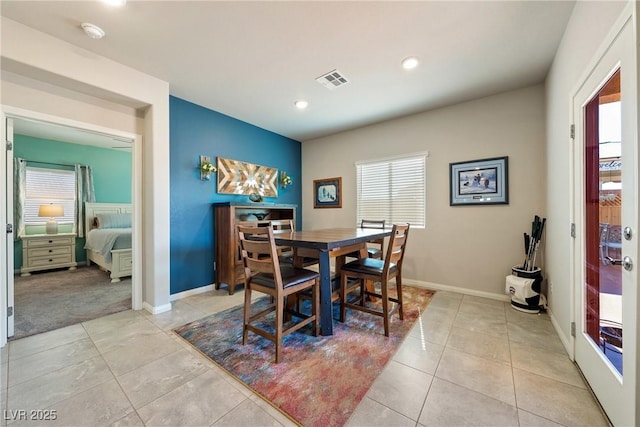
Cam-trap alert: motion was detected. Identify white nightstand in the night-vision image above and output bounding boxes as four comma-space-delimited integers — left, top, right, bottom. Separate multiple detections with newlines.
20, 233, 78, 276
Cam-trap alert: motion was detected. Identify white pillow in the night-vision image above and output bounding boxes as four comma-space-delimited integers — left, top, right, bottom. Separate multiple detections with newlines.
95, 213, 131, 229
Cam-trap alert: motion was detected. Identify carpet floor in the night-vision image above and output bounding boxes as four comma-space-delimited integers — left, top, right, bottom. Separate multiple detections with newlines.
175, 285, 434, 427
12, 266, 132, 339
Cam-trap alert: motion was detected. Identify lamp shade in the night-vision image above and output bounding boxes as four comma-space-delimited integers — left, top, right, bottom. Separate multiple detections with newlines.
38, 204, 64, 218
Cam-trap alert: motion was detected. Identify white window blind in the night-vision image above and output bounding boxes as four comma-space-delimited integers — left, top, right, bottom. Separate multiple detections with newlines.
24, 167, 76, 225
356, 153, 426, 228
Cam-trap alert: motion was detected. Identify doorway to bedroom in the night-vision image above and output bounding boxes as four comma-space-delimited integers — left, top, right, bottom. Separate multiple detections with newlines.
6, 115, 137, 340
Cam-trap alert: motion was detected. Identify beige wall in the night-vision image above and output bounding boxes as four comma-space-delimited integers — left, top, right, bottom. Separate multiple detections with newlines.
302, 85, 546, 298
545, 0, 627, 347
0, 17, 172, 333
2, 76, 142, 134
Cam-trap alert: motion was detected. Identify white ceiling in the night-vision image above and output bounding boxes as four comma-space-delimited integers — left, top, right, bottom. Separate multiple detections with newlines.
1, 1, 575, 142
11, 117, 133, 150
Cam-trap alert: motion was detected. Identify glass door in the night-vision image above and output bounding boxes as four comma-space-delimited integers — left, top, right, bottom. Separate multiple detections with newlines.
584, 70, 622, 374
572, 15, 637, 426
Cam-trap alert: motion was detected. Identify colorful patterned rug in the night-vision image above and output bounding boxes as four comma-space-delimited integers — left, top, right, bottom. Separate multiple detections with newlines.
174, 285, 434, 426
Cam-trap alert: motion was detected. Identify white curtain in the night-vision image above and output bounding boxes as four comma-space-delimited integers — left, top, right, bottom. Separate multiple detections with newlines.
13, 157, 26, 239
75, 164, 96, 238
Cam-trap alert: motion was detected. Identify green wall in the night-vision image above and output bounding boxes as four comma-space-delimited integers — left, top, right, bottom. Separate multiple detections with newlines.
13, 134, 132, 270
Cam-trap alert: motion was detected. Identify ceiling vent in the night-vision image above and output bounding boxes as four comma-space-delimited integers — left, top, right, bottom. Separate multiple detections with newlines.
315, 69, 350, 90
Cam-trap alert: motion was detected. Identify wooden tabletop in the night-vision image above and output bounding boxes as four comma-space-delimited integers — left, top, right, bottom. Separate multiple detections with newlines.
273, 227, 390, 250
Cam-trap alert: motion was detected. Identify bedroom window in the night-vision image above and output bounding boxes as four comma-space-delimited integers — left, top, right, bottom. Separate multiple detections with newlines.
356, 153, 426, 228
24, 166, 77, 225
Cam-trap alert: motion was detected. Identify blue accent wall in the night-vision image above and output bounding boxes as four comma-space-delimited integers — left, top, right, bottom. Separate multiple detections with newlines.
13, 135, 132, 269
169, 96, 302, 295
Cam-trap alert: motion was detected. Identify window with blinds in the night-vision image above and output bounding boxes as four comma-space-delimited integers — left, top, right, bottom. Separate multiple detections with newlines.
24, 167, 76, 225
356, 153, 426, 228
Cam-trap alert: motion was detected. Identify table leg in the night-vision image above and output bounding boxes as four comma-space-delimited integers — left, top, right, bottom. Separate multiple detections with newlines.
318, 250, 333, 335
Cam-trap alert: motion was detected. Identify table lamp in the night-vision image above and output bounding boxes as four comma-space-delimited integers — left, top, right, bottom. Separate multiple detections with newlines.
38, 204, 64, 234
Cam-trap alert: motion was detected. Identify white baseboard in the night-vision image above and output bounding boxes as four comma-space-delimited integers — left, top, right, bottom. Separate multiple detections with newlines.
142, 284, 214, 315
549, 309, 573, 359
170, 284, 214, 301
142, 301, 172, 315
404, 278, 510, 302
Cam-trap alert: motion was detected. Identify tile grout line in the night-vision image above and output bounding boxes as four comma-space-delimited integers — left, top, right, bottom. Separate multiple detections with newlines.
415, 294, 462, 425
505, 302, 522, 427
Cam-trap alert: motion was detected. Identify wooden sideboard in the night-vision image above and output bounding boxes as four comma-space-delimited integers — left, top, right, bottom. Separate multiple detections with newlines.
213, 202, 296, 294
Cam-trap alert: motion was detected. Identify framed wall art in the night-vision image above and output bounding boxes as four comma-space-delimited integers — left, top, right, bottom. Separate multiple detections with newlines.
449, 156, 509, 206
313, 177, 342, 208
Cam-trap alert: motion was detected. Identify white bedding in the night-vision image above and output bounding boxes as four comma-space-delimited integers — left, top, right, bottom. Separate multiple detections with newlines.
84, 228, 132, 263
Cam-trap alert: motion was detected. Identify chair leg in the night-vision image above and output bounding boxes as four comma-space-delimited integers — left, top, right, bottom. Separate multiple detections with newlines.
359, 279, 366, 307
381, 280, 390, 337
340, 273, 348, 323
242, 287, 251, 345
365, 279, 377, 302
396, 276, 404, 320
275, 295, 284, 363
313, 280, 320, 336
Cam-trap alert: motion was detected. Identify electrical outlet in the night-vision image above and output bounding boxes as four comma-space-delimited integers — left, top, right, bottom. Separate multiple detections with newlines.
548, 280, 553, 293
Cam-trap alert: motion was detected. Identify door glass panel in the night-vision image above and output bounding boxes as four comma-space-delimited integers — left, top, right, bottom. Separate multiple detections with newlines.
585, 69, 623, 374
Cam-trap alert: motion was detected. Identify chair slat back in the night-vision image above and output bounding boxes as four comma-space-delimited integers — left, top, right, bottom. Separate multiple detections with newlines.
383, 223, 410, 275
237, 225, 281, 281
270, 219, 294, 231
361, 219, 386, 252
270, 219, 295, 256
361, 219, 385, 229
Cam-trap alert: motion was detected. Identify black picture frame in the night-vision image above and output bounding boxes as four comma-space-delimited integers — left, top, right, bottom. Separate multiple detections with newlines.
449, 156, 509, 206
313, 177, 342, 208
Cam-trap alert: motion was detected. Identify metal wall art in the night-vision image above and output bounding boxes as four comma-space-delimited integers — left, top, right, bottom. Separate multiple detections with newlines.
217, 157, 279, 197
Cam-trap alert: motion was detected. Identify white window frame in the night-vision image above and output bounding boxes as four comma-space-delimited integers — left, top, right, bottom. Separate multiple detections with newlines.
24, 166, 76, 225
356, 152, 427, 228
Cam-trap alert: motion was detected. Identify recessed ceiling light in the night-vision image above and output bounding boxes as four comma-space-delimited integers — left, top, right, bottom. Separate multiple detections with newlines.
401, 56, 419, 70
101, 0, 126, 6
294, 100, 309, 110
81, 23, 105, 39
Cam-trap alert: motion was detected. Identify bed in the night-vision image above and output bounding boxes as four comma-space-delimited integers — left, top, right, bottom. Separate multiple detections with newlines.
84, 202, 133, 283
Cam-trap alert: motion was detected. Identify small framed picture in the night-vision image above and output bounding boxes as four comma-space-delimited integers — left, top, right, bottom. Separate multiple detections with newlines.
449, 156, 509, 206
313, 177, 342, 208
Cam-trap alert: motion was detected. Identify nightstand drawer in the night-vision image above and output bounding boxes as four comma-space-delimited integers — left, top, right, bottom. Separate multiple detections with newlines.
20, 233, 78, 275
24, 236, 74, 248
26, 253, 73, 268
27, 246, 72, 258
120, 253, 133, 268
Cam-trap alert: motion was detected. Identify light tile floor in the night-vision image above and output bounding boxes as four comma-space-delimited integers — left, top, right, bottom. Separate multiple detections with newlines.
0, 289, 610, 427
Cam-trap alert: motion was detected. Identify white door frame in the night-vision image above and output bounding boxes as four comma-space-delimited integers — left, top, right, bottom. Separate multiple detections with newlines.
1, 118, 13, 347
1, 106, 143, 346
569, 3, 638, 426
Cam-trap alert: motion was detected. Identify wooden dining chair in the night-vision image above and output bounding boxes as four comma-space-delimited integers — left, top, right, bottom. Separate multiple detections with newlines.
339, 223, 410, 336
344, 219, 386, 261
269, 219, 295, 262
360, 219, 386, 259
237, 224, 320, 363
269, 219, 319, 267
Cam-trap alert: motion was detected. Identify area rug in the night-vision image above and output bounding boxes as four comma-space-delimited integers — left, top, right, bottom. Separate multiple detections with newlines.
13, 266, 132, 339
174, 285, 434, 426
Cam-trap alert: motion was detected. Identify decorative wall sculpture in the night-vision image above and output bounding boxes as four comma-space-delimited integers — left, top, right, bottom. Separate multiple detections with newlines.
217, 157, 279, 197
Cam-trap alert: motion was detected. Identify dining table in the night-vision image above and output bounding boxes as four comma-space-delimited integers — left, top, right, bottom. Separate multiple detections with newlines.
273, 227, 392, 335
